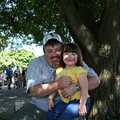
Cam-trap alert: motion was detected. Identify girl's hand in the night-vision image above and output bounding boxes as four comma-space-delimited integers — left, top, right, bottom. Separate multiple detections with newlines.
48, 99, 54, 110
79, 104, 87, 116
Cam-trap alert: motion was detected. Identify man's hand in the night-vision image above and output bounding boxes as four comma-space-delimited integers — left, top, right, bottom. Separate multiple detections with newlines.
61, 84, 78, 98
57, 76, 72, 89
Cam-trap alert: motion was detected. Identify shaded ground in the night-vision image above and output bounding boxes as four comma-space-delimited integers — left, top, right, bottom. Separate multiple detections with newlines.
0, 86, 31, 120
0, 87, 86, 120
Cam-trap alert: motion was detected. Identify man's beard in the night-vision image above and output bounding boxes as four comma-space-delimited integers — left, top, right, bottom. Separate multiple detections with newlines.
51, 57, 60, 67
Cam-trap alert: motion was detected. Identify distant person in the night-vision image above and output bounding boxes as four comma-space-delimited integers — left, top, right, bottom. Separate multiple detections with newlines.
5, 65, 13, 90
21, 68, 27, 88
13, 66, 21, 88
0, 72, 5, 88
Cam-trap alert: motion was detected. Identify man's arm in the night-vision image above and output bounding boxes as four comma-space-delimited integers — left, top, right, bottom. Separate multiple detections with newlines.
61, 76, 100, 98
29, 81, 58, 98
88, 76, 100, 90
83, 62, 100, 90
29, 76, 72, 98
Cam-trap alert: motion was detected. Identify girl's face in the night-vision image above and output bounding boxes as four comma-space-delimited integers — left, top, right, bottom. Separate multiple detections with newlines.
63, 52, 78, 67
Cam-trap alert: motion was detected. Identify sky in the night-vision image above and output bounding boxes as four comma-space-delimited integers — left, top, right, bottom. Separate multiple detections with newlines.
22, 44, 44, 56
5, 38, 44, 57
5, 44, 44, 57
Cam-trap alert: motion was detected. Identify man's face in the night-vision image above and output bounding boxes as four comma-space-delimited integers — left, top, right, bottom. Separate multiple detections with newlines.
44, 44, 62, 68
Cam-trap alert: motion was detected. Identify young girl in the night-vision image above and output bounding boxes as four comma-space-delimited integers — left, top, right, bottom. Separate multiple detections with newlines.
46, 43, 91, 120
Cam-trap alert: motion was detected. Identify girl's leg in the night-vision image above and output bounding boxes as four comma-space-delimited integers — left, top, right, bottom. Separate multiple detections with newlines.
60, 98, 91, 120
46, 100, 67, 120
60, 100, 79, 120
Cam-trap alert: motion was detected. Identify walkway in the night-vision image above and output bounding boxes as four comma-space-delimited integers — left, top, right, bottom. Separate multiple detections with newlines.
0, 86, 31, 120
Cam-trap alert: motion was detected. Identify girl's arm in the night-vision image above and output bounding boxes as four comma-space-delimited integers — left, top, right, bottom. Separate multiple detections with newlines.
48, 91, 57, 110
78, 73, 88, 116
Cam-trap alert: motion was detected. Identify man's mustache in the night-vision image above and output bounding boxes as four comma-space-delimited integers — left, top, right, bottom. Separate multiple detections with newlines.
50, 56, 60, 59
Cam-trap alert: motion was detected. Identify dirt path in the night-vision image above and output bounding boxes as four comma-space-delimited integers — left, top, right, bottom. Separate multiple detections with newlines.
0, 86, 31, 113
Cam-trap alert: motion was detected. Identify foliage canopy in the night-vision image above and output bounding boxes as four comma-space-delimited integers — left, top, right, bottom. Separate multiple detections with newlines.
0, 49, 36, 71
0, 0, 105, 49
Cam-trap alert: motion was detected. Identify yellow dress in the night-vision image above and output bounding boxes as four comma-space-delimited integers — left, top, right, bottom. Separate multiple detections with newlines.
56, 66, 88, 103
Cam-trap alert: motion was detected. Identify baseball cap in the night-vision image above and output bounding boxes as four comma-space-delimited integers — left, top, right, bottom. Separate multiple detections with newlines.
43, 33, 63, 46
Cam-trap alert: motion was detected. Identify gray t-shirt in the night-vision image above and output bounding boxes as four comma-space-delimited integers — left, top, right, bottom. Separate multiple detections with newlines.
26, 55, 98, 111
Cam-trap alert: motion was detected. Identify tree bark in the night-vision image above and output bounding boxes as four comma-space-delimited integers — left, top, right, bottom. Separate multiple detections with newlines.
89, 0, 120, 119
57, 0, 101, 70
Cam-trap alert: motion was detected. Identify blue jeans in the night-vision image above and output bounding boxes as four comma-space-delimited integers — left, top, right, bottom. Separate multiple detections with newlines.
46, 98, 91, 120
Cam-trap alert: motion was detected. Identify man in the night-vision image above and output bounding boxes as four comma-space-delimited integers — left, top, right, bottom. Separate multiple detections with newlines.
5, 65, 13, 90
12, 33, 100, 120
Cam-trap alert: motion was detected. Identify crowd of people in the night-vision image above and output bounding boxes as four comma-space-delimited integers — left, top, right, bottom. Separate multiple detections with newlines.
0, 65, 27, 90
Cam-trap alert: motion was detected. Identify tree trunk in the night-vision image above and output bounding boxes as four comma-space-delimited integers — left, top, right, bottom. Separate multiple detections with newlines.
58, 0, 120, 119
89, 0, 120, 119
57, 0, 99, 69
